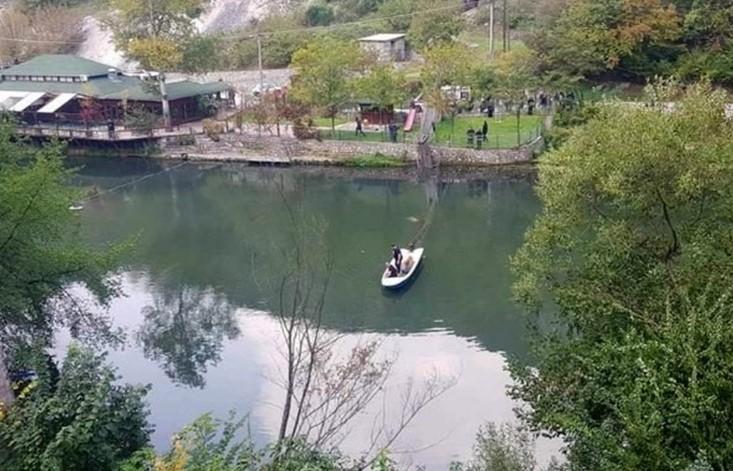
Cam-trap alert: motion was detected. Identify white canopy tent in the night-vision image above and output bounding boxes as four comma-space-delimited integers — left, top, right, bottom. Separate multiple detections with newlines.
9, 92, 45, 112
0, 91, 29, 110
37, 93, 77, 113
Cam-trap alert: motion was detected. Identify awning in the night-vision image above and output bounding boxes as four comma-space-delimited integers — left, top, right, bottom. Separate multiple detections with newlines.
0, 91, 29, 110
38, 93, 77, 113
10, 92, 45, 112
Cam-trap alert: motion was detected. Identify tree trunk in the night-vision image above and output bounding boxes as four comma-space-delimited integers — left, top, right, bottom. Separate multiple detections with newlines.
0, 346, 14, 410
516, 107, 521, 148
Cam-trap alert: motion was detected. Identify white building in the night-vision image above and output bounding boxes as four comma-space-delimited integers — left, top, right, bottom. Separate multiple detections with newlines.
358, 34, 407, 62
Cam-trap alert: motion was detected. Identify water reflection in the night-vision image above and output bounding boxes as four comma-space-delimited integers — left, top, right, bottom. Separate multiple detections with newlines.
136, 286, 239, 388
66, 160, 552, 467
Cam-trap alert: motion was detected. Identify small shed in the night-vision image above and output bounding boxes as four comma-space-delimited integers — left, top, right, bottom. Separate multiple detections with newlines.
356, 99, 395, 126
358, 34, 407, 62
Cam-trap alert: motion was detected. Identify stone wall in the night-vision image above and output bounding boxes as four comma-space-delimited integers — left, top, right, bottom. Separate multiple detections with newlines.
161, 133, 541, 166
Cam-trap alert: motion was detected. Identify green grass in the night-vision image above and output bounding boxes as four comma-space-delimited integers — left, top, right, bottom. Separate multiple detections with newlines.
312, 116, 350, 128
434, 114, 543, 149
344, 153, 407, 168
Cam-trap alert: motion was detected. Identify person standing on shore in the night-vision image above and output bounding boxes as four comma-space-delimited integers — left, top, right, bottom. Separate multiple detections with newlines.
355, 116, 366, 136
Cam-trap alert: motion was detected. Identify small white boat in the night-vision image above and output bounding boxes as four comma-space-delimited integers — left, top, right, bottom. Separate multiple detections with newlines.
381, 248, 424, 289
69, 204, 84, 211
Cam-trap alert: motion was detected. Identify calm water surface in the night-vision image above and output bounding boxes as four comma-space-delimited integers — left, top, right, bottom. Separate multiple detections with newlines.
62, 159, 552, 468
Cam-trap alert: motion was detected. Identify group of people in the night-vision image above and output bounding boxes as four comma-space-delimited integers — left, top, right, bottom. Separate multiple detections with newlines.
385, 244, 415, 278
355, 117, 400, 143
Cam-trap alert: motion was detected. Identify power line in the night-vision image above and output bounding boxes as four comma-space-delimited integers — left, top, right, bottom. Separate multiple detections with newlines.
0, 1, 464, 45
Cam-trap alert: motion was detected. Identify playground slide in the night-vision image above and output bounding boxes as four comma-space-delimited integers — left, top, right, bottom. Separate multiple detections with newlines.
403, 108, 417, 132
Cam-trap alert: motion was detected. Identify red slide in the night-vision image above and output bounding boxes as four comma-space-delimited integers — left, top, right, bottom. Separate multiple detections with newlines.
403, 108, 417, 132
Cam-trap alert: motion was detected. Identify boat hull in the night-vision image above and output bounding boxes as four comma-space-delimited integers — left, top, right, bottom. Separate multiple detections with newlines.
381, 248, 424, 289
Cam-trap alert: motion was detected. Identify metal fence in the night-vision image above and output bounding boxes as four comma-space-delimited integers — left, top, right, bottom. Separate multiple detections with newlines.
319, 123, 545, 150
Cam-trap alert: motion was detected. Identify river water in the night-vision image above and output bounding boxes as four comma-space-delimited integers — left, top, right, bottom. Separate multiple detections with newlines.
64, 158, 555, 468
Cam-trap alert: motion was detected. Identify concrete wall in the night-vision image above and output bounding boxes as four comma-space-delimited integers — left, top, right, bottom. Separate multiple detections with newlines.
162, 133, 542, 166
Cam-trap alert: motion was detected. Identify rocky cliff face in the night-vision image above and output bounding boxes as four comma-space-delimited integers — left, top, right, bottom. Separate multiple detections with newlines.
76, 0, 289, 68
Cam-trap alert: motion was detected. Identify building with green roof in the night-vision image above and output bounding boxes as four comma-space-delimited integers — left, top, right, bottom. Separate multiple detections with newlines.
0, 54, 234, 129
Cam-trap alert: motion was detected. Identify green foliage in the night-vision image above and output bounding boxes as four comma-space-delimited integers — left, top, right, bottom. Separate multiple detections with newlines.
524, 0, 733, 82
0, 122, 122, 350
407, 0, 465, 50
305, 3, 335, 26
675, 46, 733, 85
355, 64, 408, 109
450, 423, 537, 471
420, 42, 474, 89
290, 37, 365, 130
119, 414, 346, 471
106, 0, 206, 67
510, 81, 733, 469
180, 35, 223, 73
0, 345, 151, 471
125, 104, 161, 131
344, 153, 406, 167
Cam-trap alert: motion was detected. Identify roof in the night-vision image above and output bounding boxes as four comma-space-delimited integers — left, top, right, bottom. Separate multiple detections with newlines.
0, 55, 232, 102
1, 54, 115, 78
0, 77, 231, 101
359, 34, 406, 42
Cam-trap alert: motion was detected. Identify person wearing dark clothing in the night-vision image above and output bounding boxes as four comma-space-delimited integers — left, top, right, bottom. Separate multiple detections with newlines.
391, 244, 403, 272
482, 120, 489, 137
487, 101, 495, 118
385, 263, 398, 278
388, 123, 398, 142
355, 117, 366, 136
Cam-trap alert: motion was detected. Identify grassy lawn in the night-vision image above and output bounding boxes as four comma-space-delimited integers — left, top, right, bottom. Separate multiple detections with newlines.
312, 116, 350, 128
434, 114, 543, 148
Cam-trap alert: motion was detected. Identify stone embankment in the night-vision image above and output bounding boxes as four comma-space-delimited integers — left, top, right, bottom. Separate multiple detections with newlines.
160, 133, 544, 167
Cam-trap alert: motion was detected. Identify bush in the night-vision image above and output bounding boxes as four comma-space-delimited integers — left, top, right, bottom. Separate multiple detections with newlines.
0, 346, 151, 471
345, 153, 407, 168
305, 3, 334, 26
675, 48, 733, 85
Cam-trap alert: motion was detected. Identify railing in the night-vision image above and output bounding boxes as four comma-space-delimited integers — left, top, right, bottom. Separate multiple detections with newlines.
319, 123, 545, 150
14, 123, 201, 141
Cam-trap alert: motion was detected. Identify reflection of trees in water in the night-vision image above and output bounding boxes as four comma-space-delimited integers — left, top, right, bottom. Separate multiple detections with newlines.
136, 287, 240, 388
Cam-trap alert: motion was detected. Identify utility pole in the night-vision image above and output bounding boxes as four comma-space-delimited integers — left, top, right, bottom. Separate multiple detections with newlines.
257, 32, 264, 94
488, 0, 495, 57
502, 0, 508, 52
157, 72, 171, 130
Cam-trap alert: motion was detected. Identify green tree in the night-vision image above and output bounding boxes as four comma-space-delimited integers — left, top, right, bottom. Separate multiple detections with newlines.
420, 42, 473, 89
105, 0, 206, 69
289, 37, 365, 132
527, 0, 681, 79
355, 64, 408, 122
0, 122, 122, 408
511, 81, 733, 469
305, 2, 335, 26
408, 0, 465, 50
0, 345, 150, 471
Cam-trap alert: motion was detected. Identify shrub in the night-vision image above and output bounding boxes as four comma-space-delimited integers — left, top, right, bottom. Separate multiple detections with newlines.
0, 346, 151, 471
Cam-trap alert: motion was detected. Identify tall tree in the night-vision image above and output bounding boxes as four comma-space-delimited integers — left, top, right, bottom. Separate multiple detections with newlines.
289, 37, 365, 132
104, 0, 207, 68
511, 82, 733, 469
0, 122, 122, 409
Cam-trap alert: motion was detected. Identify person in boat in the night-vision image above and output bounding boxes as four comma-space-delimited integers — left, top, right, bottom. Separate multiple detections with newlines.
385, 262, 399, 278
401, 254, 414, 275
391, 244, 403, 272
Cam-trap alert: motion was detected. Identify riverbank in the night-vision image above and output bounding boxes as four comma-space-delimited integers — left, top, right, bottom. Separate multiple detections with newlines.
156, 133, 544, 167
